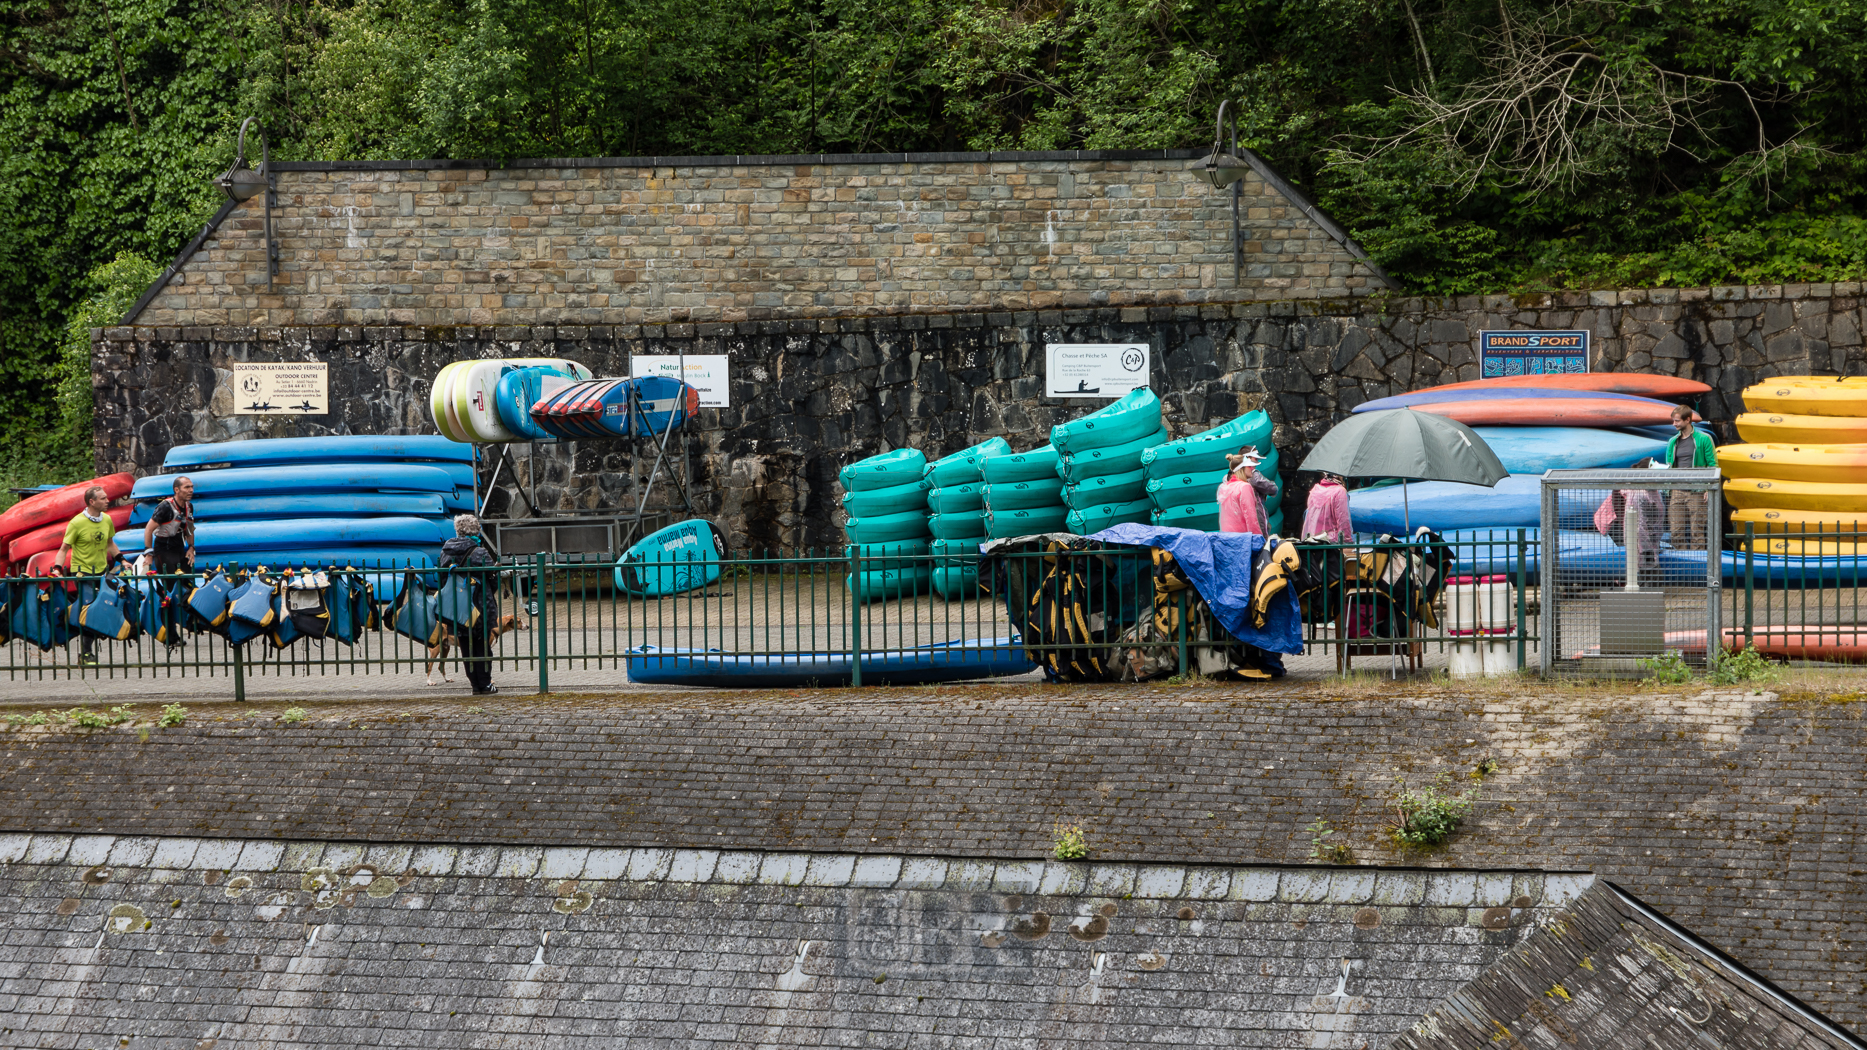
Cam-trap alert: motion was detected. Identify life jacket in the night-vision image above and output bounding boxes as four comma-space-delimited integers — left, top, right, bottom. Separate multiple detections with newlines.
1247, 539, 1301, 629
187, 570, 237, 632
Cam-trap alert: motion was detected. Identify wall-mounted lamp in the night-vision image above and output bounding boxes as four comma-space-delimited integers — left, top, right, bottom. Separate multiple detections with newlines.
214, 117, 278, 291
1200, 102, 1247, 279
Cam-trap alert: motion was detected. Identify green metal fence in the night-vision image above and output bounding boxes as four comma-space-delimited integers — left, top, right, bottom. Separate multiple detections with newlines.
3, 526, 1862, 700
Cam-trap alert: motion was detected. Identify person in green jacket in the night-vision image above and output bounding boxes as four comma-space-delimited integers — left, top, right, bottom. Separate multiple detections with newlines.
1665, 404, 1716, 550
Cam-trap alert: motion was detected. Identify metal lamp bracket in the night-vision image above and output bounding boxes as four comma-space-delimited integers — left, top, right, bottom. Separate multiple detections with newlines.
1201, 102, 1249, 281
214, 117, 278, 291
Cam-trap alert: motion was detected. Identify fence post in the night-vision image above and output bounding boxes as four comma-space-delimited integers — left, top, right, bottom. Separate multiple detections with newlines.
1516, 529, 1528, 670
1176, 587, 1189, 678
1743, 522, 1754, 648
232, 643, 246, 702
849, 546, 863, 688
534, 552, 549, 694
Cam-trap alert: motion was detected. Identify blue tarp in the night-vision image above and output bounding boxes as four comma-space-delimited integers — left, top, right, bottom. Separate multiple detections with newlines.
1091, 524, 1303, 654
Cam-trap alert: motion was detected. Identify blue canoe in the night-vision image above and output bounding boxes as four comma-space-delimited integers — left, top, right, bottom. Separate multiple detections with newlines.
1354, 387, 1674, 413
1349, 475, 1608, 534
626, 637, 1037, 687
116, 517, 447, 554
161, 435, 474, 469
1471, 427, 1671, 473
129, 494, 449, 526
614, 519, 726, 596
133, 464, 460, 501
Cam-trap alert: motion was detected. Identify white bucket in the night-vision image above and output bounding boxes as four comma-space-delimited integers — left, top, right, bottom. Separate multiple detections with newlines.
1450, 639, 1516, 678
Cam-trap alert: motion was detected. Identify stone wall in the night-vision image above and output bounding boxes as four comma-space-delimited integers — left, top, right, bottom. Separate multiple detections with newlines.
98, 282, 1866, 549
127, 149, 1390, 329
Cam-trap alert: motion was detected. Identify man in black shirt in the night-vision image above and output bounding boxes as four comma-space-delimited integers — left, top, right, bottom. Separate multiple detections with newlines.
142, 476, 196, 574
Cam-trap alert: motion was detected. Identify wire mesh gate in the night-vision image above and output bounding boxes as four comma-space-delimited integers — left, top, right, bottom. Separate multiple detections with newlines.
1540, 468, 1722, 676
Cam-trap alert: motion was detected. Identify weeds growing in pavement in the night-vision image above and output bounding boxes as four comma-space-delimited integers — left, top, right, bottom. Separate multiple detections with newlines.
1051, 822, 1090, 860
1387, 773, 1482, 849
157, 703, 187, 727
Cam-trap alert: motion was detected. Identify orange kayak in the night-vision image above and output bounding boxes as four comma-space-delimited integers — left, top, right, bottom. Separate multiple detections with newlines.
1664, 627, 1867, 663
0, 474, 134, 544
1409, 398, 1694, 428
1431, 373, 1710, 399
3, 505, 133, 563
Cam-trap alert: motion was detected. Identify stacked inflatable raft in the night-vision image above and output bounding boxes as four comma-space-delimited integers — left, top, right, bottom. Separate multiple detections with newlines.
1053, 389, 1169, 535
923, 438, 1010, 598
841, 449, 932, 603
982, 445, 1067, 539
1141, 410, 1279, 534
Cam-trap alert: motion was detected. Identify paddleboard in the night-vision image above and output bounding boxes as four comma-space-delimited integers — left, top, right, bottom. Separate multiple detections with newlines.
614, 375, 700, 437
129, 494, 449, 527
6, 507, 133, 563
925, 438, 1013, 487
925, 484, 985, 514
115, 517, 448, 554
625, 637, 1036, 687
1429, 373, 1710, 398
454, 361, 518, 443
844, 480, 932, 517
613, 519, 725, 596
132, 465, 458, 501
1472, 426, 1671, 473
980, 446, 1059, 484
434, 358, 592, 443
1735, 412, 1867, 444
430, 362, 468, 442
530, 379, 611, 440
984, 477, 1065, 511
0, 475, 135, 543
1409, 398, 1692, 428
1741, 378, 1867, 416
1140, 411, 1273, 478
845, 510, 933, 544
495, 367, 571, 441
1724, 478, 1867, 512
840, 449, 928, 492
1050, 389, 1162, 454
162, 435, 474, 470
1055, 425, 1170, 481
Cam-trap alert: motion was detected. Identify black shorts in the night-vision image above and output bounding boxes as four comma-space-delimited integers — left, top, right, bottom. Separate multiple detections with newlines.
151, 547, 189, 574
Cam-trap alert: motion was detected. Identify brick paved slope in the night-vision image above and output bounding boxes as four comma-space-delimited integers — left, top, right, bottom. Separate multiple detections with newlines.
0, 835, 1579, 1049
0, 686, 1861, 1028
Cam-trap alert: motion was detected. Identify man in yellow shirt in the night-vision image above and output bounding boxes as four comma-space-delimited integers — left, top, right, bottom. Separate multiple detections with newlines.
57, 485, 121, 667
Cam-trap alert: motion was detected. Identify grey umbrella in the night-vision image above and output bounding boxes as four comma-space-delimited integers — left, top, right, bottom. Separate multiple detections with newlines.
1298, 408, 1508, 534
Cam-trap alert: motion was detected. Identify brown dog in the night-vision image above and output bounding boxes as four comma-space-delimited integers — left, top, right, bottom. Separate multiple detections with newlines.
425, 614, 526, 685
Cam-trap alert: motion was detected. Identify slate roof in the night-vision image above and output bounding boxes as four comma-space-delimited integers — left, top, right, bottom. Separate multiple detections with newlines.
1395, 882, 1865, 1050
0, 832, 1582, 1049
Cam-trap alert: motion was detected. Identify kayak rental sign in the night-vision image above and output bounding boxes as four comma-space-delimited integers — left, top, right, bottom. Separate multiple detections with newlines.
1045, 343, 1150, 398
1479, 330, 1589, 377
231, 362, 329, 414
632, 355, 729, 408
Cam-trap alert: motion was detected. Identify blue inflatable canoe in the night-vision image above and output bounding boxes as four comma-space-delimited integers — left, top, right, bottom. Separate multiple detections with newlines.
116, 517, 447, 554
614, 519, 725, 596
161, 435, 473, 469
1471, 427, 1671, 474
133, 464, 459, 501
1349, 475, 1606, 534
129, 493, 449, 526
625, 637, 1037, 687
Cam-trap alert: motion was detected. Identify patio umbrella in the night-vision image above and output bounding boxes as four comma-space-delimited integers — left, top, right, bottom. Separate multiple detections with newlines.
1298, 408, 1508, 534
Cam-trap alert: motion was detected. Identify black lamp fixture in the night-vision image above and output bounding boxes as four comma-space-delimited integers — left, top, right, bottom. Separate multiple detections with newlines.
1199, 101, 1249, 279
214, 117, 278, 291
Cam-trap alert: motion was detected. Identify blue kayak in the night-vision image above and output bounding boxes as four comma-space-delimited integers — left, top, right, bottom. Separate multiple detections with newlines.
1354, 387, 1674, 413
161, 435, 473, 469
129, 494, 448, 526
626, 637, 1037, 687
116, 517, 447, 553
1349, 475, 1608, 534
133, 464, 459, 501
1471, 427, 1670, 473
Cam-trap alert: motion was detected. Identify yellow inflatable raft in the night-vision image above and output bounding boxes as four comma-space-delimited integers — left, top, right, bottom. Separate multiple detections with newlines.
1734, 412, 1867, 444
1742, 377, 1867, 416
1724, 478, 1867, 512
1717, 443, 1867, 483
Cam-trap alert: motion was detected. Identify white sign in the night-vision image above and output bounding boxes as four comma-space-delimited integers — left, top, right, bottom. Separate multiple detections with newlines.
632, 355, 730, 408
1045, 344, 1150, 398
231, 362, 329, 414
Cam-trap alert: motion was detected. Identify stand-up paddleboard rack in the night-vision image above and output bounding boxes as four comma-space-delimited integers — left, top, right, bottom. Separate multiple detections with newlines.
474, 352, 699, 560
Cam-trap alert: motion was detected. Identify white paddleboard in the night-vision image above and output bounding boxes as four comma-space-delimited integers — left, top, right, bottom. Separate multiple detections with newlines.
430, 361, 468, 442
455, 361, 517, 443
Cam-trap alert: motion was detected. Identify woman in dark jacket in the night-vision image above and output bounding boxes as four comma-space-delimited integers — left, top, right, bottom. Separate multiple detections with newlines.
439, 513, 500, 695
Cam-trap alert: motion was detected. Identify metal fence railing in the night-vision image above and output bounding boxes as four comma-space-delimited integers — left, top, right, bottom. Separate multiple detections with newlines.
4, 525, 1867, 698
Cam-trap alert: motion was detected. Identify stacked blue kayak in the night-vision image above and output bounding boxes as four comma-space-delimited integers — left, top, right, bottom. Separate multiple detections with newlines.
1052, 389, 1170, 535
1140, 410, 1280, 534
841, 449, 932, 603
117, 435, 468, 576
923, 438, 1010, 599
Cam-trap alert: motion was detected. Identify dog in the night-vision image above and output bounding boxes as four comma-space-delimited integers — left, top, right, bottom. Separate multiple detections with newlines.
425, 613, 527, 685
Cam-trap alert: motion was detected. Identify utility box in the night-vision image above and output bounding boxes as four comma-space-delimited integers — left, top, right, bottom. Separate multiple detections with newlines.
1598, 589, 1667, 655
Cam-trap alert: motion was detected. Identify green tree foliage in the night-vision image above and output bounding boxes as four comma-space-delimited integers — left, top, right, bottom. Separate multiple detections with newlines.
8, 0, 1867, 476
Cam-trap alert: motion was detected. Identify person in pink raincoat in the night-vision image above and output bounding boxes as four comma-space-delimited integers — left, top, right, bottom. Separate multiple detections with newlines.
1301, 472, 1352, 541
1218, 448, 1278, 537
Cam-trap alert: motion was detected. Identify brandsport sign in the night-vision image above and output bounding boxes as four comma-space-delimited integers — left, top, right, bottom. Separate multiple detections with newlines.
1478, 331, 1590, 378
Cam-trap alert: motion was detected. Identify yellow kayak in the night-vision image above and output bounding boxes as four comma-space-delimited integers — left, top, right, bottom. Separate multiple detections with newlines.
1734, 412, 1867, 444
1724, 477, 1867, 512
1739, 537, 1867, 556
1716, 443, 1867, 482
1732, 507, 1867, 535
1742, 377, 1867, 416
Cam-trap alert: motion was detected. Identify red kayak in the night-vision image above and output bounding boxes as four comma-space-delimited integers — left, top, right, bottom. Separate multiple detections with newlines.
0, 474, 135, 544
1408, 398, 1696, 428
1430, 373, 1709, 399
4, 505, 134, 563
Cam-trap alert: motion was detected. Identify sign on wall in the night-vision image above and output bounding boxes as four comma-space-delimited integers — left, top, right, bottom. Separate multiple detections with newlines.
632, 355, 730, 408
1478, 331, 1590, 378
1045, 344, 1150, 398
231, 362, 329, 414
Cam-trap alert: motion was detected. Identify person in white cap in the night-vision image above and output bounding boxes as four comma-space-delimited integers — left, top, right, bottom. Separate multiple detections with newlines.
1218, 447, 1278, 537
